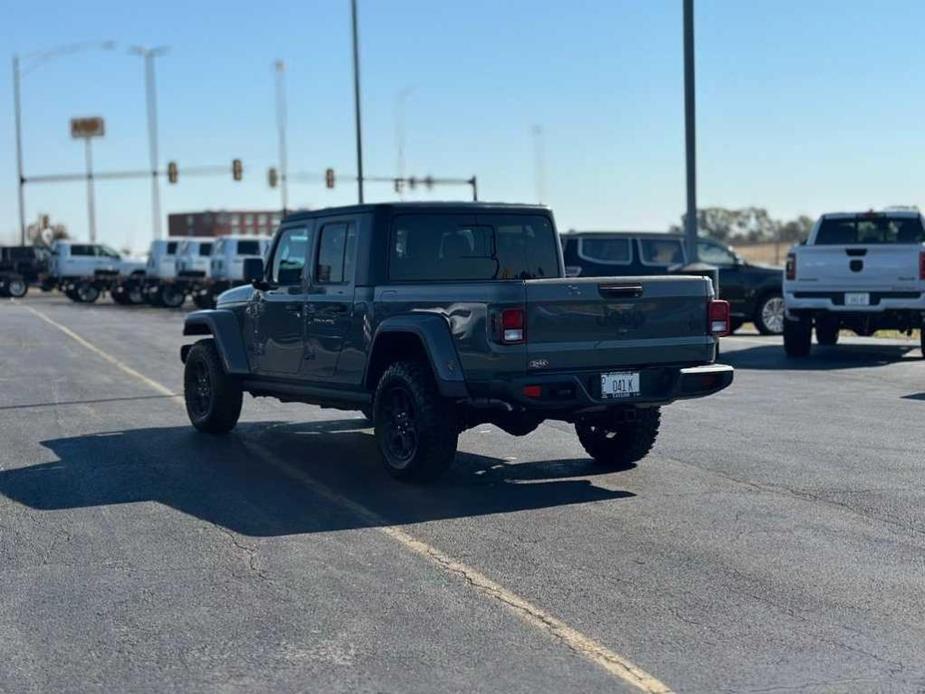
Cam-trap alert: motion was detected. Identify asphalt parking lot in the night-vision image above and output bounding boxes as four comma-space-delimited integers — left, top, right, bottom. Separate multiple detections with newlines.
2, 294, 924, 693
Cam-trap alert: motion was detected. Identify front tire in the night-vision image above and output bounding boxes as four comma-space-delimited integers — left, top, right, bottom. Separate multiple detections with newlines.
575, 407, 661, 469
184, 339, 243, 433
6, 277, 27, 298
783, 316, 812, 357
158, 285, 186, 309
755, 293, 785, 335
75, 282, 100, 303
373, 360, 458, 482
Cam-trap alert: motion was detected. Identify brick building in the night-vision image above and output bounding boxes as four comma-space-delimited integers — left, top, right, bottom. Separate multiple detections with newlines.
167, 210, 283, 238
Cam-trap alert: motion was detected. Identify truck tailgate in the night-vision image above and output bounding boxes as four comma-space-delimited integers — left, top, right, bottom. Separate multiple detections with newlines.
794, 245, 922, 289
524, 276, 714, 370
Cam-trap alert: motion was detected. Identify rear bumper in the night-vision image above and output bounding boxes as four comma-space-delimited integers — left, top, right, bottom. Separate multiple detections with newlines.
470, 363, 733, 413
784, 289, 925, 314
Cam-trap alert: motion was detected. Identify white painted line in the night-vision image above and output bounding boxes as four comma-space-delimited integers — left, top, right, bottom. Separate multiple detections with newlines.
23, 303, 674, 693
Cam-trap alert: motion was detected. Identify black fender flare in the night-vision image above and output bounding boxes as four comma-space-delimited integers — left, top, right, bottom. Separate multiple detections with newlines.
367, 314, 467, 398
182, 309, 251, 375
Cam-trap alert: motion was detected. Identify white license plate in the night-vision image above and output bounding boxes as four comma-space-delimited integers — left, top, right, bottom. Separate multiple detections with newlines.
845, 292, 870, 306
600, 371, 640, 399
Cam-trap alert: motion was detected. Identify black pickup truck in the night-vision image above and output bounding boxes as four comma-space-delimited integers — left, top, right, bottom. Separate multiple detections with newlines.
180, 203, 733, 482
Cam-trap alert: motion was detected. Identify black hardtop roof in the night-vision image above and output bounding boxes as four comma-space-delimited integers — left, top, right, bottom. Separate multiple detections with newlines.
282, 201, 551, 223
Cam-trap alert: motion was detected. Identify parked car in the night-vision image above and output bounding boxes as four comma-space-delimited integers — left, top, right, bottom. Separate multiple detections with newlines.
174, 238, 215, 309
561, 231, 784, 334
143, 239, 187, 308
783, 210, 925, 357
48, 242, 145, 303
0, 245, 50, 298
179, 202, 733, 483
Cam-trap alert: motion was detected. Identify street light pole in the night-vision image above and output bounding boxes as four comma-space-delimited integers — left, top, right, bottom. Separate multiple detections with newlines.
275, 60, 289, 214
350, 0, 365, 203
683, 0, 699, 262
130, 46, 168, 241
12, 55, 26, 245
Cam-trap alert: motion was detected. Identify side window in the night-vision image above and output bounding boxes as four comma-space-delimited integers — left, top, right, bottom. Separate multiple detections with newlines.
639, 238, 684, 266
237, 240, 261, 256
697, 240, 736, 266
271, 228, 309, 286
579, 237, 631, 264
316, 222, 355, 284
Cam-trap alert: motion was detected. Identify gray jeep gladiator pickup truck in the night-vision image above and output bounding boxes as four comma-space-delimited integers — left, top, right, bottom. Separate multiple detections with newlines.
180, 202, 733, 482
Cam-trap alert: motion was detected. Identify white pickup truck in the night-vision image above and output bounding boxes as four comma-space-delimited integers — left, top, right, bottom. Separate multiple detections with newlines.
49, 241, 146, 304
783, 210, 925, 356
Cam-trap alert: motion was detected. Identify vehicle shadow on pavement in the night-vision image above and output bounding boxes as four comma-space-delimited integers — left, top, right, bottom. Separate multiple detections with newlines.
721, 343, 917, 371
0, 420, 631, 537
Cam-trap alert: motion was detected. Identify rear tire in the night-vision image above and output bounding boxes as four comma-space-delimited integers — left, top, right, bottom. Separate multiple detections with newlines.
575, 407, 660, 469
183, 339, 242, 433
6, 277, 27, 298
783, 316, 812, 357
373, 360, 458, 482
755, 293, 785, 335
158, 285, 186, 309
815, 317, 840, 346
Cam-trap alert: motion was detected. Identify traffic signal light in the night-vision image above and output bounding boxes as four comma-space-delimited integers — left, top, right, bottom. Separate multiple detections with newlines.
232, 159, 243, 181
325, 168, 335, 189
424, 175, 434, 190
408, 176, 417, 190
167, 161, 178, 184
268, 167, 278, 188
394, 179, 403, 194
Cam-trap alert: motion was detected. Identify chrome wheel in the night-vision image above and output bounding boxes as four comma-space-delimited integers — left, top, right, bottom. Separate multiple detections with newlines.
758, 295, 785, 335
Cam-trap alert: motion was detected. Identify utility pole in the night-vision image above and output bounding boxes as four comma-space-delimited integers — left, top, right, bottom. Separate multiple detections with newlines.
130, 46, 168, 241
350, 0, 365, 203
12, 55, 26, 245
275, 60, 289, 214
683, 0, 699, 262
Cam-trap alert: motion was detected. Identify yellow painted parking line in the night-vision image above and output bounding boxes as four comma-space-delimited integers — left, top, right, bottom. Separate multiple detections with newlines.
22, 303, 674, 694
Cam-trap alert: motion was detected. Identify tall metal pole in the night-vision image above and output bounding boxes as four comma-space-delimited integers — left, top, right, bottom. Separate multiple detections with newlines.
12, 55, 26, 246
132, 46, 167, 241
350, 0, 365, 203
683, 0, 699, 262
275, 60, 289, 214
84, 138, 97, 243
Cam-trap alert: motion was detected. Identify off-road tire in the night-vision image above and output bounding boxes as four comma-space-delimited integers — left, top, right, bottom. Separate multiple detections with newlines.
783, 316, 812, 358
373, 360, 458, 482
815, 318, 839, 346
184, 339, 243, 434
755, 293, 785, 335
575, 407, 661, 469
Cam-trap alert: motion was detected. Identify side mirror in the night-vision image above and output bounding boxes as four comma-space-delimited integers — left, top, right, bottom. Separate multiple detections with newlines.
244, 257, 266, 286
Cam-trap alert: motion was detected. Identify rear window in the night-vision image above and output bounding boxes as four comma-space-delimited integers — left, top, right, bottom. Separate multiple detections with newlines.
389, 214, 559, 281
815, 216, 925, 245
198, 243, 213, 256
580, 237, 631, 263
236, 240, 261, 255
639, 238, 684, 266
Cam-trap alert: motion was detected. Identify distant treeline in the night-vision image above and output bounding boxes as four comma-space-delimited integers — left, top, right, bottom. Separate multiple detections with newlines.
670, 207, 814, 244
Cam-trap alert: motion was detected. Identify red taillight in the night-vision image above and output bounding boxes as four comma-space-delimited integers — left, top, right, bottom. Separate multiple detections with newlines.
500, 307, 525, 344
522, 385, 542, 398
919, 251, 925, 280
786, 253, 796, 281
709, 300, 730, 336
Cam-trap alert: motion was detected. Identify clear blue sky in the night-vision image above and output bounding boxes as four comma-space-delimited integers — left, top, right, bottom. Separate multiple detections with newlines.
2, 0, 925, 251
